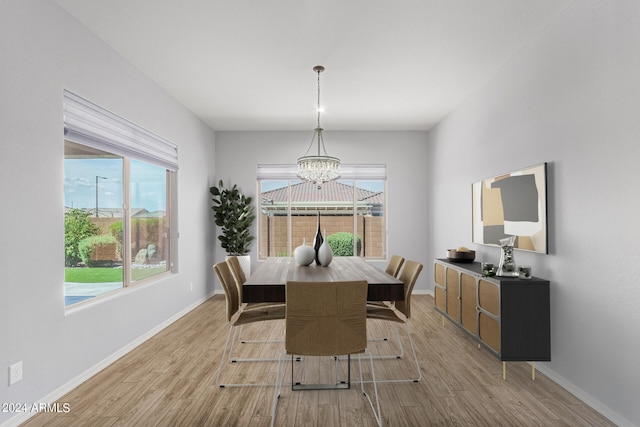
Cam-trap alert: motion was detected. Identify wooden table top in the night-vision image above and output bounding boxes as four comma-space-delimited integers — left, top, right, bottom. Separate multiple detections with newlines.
243, 256, 404, 303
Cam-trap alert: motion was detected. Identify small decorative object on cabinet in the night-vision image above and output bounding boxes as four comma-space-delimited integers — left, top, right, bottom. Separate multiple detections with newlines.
293, 238, 315, 266
446, 247, 475, 263
317, 230, 333, 266
518, 265, 532, 279
497, 235, 518, 277
434, 258, 550, 380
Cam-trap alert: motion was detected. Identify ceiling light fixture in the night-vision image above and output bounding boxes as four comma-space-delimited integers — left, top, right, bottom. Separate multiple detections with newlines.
297, 65, 341, 184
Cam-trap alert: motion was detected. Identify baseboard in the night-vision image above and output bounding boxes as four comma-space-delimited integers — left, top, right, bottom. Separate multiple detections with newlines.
7, 290, 629, 427
1, 292, 216, 427
533, 363, 633, 427
419, 290, 631, 426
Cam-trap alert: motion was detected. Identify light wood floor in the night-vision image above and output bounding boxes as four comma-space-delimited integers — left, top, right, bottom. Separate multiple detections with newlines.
23, 295, 614, 426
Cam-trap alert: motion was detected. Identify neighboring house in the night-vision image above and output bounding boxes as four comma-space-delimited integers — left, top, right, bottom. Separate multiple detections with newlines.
260, 180, 384, 216
258, 181, 386, 258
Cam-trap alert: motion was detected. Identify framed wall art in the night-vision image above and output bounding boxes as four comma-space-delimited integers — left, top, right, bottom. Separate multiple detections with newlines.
472, 162, 548, 254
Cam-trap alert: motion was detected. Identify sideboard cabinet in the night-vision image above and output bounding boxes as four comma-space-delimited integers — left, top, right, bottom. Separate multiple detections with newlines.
434, 259, 550, 378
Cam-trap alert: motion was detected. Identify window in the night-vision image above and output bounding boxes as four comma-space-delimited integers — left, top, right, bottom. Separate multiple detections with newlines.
257, 165, 386, 260
63, 91, 177, 306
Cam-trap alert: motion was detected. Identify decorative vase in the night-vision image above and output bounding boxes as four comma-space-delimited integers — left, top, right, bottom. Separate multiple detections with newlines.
313, 212, 323, 266
293, 238, 315, 266
497, 235, 518, 277
318, 229, 333, 266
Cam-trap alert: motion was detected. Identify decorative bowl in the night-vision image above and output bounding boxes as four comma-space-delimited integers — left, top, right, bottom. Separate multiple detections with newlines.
446, 249, 476, 263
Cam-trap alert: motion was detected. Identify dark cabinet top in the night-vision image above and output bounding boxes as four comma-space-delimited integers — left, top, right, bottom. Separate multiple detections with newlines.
435, 258, 549, 285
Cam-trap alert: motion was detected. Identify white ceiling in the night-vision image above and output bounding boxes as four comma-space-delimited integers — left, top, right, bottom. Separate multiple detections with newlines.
55, 0, 572, 131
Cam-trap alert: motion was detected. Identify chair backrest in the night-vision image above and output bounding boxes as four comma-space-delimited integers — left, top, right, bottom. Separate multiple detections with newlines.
394, 260, 423, 319
213, 261, 240, 322
285, 280, 368, 357
385, 255, 405, 278
226, 256, 246, 302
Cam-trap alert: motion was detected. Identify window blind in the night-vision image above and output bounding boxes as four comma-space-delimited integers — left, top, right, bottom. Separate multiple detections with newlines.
257, 164, 386, 180
63, 90, 178, 171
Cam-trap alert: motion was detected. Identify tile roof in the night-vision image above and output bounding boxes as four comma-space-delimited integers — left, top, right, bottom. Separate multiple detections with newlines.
261, 181, 383, 204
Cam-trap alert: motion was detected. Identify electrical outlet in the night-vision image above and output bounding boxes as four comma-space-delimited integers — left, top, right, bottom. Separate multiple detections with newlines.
9, 361, 22, 385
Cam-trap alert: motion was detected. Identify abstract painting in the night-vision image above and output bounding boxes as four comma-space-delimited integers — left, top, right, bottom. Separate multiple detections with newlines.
472, 163, 548, 254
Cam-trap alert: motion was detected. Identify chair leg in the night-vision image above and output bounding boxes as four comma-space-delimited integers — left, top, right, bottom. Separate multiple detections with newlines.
215, 324, 281, 388
237, 324, 285, 344
214, 323, 234, 387
367, 321, 405, 360
359, 350, 382, 427
361, 321, 422, 383
368, 320, 394, 343
367, 303, 396, 343
229, 324, 284, 363
270, 351, 288, 427
400, 321, 422, 383
272, 352, 382, 427
291, 355, 351, 390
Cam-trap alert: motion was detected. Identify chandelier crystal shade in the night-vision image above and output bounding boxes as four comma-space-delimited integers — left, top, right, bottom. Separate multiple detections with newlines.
297, 66, 341, 184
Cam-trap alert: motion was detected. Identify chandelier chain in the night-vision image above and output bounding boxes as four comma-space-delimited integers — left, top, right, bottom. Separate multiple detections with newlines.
317, 68, 321, 129
297, 65, 341, 184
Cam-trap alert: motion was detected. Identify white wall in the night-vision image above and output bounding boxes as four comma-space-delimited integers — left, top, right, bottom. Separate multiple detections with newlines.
427, 1, 640, 425
0, 1, 216, 424
4, 0, 638, 425
214, 131, 429, 286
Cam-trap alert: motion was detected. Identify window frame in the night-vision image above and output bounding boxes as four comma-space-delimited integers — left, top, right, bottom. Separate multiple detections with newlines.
63, 91, 178, 308
257, 164, 387, 260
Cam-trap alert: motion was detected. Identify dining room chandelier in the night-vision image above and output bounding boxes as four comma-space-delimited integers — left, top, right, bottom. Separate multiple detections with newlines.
297, 65, 341, 184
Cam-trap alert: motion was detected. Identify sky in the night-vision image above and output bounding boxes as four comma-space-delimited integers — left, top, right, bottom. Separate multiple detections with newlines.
64, 158, 166, 211
64, 160, 384, 212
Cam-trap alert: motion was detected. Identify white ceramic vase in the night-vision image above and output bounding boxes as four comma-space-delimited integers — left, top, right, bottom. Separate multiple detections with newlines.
317, 230, 333, 266
293, 238, 315, 266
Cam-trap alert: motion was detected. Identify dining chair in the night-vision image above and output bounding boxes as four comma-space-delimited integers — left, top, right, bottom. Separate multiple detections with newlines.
367, 255, 406, 343
366, 259, 424, 383
213, 261, 285, 388
226, 256, 285, 345
270, 280, 382, 427
385, 254, 405, 278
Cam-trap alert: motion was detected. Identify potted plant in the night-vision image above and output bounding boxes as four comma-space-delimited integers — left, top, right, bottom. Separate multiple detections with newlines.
210, 180, 256, 276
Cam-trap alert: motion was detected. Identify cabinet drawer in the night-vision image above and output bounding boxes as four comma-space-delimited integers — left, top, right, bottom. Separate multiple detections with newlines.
460, 272, 477, 333
478, 279, 499, 316
479, 312, 500, 353
445, 267, 460, 321
434, 263, 445, 286
434, 286, 446, 311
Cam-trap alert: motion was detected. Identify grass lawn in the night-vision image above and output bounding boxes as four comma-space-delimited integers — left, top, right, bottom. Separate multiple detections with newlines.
65, 267, 166, 282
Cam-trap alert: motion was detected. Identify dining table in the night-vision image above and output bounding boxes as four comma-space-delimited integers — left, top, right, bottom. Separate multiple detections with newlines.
242, 256, 404, 303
